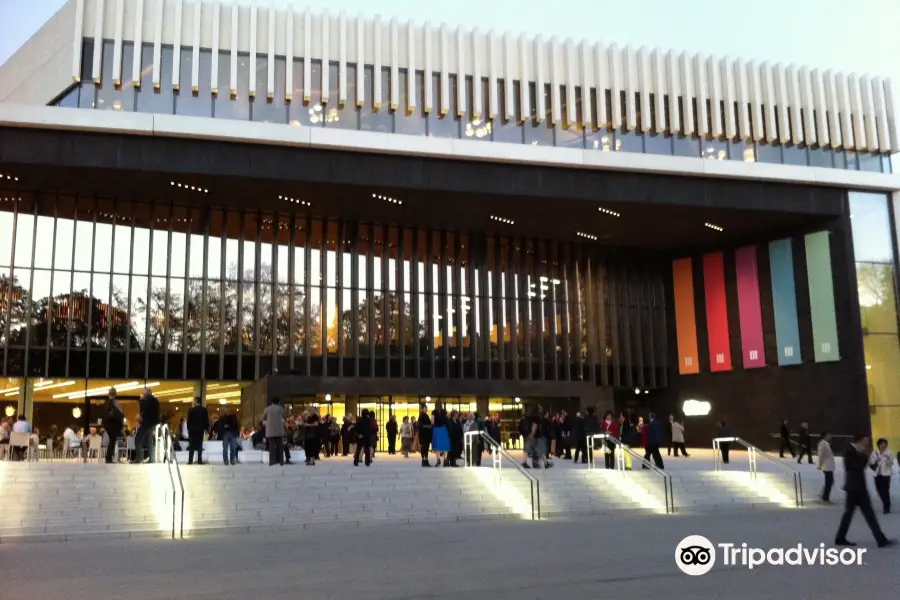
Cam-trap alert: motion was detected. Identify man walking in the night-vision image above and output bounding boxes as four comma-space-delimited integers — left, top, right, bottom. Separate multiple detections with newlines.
835, 434, 894, 548
417, 404, 433, 467
262, 397, 286, 466
817, 431, 835, 503
779, 419, 795, 458
643, 412, 664, 469
186, 397, 209, 465
796, 420, 813, 464
219, 409, 239, 466
386, 414, 398, 455
132, 387, 160, 463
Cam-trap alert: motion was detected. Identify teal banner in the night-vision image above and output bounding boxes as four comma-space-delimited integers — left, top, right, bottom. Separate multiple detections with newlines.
804, 231, 840, 363
768, 239, 802, 366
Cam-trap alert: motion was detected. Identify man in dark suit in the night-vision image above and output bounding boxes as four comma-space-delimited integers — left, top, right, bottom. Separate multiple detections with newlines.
186, 397, 209, 465
779, 419, 795, 458
796, 420, 813, 464
835, 434, 895, 548
132, 387, 160, 463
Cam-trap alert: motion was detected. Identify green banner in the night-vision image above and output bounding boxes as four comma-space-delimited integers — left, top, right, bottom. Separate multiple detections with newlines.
804, 231, 840, 362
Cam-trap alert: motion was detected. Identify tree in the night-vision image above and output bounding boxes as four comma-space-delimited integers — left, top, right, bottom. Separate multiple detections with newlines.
0, 274, 31, 345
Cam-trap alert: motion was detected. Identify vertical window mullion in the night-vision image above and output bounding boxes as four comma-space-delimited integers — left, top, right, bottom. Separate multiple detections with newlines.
425, 229, 434, 378
336, 220, 345, 377
200, 207, 209, 381
597, 256, 609, 386
304, 215, 311, 376
441, 230, 449, 378
163, 207, 173, 380
382, 227, 389, 378
398, 227, 406, 378
85, 197, 98, 377
105, 202, 117, 377
494, 236, 503, 379
236, 211, 245, 380
143, 203, 154, 380
181, 209, 191, 377
287, 214, 296, 372
254, 211, 262, 380
44, 196, 59, 375
561, 242, 571, 382
22, 200, 39, 377
125, 210, 134, 378
218, 211, 226, 380
350, 221, 359, 376
411, 228, 420, 378
367, 223, 375, 376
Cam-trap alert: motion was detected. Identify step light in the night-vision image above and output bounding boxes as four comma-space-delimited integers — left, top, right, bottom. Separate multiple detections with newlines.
704, 222, 723, 232
490, 215, 514, 225
279, 195, 311, 206
170, 181, 208, 193
1, 173, 19, 181
576, 231, 598, 241
598, 206, 620, 217
372, 193, 403, 205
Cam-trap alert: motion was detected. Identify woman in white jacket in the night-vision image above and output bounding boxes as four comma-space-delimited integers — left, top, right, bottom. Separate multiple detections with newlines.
817, 432, 835, 503
671, 418, 689, 457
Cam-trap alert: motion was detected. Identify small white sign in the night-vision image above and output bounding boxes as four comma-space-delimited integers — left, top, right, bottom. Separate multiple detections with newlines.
749, 350, 758, 361
684, 356, 693, 367
822, 342, 832, 354
784, 346, 794, 358
715, 353, 725, 364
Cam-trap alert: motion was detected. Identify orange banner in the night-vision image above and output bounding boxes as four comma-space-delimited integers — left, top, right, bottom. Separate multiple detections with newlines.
673, 258, 700, 375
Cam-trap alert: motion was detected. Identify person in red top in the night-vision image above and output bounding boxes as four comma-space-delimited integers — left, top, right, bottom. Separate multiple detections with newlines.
601, 410, 619, 469
638, 416, 649, 449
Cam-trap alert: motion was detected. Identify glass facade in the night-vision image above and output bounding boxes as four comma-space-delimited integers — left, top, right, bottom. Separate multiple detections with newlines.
850, 192, 900, 449
0, 190, 668, 389
52, 39, 890, 174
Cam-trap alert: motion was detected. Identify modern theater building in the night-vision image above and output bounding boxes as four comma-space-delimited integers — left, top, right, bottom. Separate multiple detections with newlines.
1, 0, 899, 448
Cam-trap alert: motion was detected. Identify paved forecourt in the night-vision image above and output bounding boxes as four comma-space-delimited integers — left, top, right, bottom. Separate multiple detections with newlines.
1, 502, 897, 600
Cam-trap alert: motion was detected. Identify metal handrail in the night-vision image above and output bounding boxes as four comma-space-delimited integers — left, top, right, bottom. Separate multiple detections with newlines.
587, 433, 676, 514
153, 424, 185, 538
464, 430, 541, 520
713, 436, 803, 508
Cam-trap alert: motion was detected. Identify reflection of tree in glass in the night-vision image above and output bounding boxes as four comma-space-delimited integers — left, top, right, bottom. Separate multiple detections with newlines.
341, 293, 422, 353
857, 263, 896, 332
0, 275, 30, 345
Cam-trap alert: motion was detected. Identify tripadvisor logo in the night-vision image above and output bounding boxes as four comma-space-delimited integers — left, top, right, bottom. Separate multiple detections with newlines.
675, 535, 867, 575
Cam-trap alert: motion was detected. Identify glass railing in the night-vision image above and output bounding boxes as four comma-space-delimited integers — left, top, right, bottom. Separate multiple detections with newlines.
713, 436, 803, 508
153, 424, 185, 538
464, 430, 540, 520
586, 433, 676, 514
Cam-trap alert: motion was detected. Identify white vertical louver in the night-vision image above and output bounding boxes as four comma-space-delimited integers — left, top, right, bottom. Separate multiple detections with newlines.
487, 30, 499, 119
550, 37, 562, 125
520, 34, 530, 121
884, 78, 900, 152
423, 21, 433, 113
837, 73, 855, 149
338, 12, 347, 105
91, 0, 104, 83
303, 10, 312, 103
722, 57, 737, 139
535, 36, 546, 122
503, 32, 514, 120
112, 0, 124, 85
321, 11, 330, 104
735, 59, 751, 140
748, 61, 764, 141
861, 75, 878, 151
472, 28, 483, 118
873, 77, 891, 152
680, 52, 694, 136
355, 15, 364, 107
210, 0, 219, 94
595, 43, 609, 128
624, 46, 637, 130
666, 50, 681, 134
651, 49, 666, 134
786, 65, 803, 143
799, 67, 816, 146
153, 0, 164, 89
440, 23, 450, 115
636, 47, 651, 132
812, 69, 829, 147
247, 4, 256, 97
456, 26, 466, 116
191, 0, 202, 92
580, 41, 594, 128
407, 20, 416, 112
130, 0, 143, 85
284, 7, 293, 101
172, 0, 184, 90
565, 40, 577, 126
72, 0, 85, 82
389, 18, 399, 110
694, 54, 709, 138
707, 56, 723, 139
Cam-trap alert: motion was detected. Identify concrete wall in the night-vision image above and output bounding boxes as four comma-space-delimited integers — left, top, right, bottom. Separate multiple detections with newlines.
0, 0, 77, 105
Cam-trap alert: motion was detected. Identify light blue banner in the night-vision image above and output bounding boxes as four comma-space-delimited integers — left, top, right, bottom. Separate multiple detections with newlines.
768, 239, 802, 366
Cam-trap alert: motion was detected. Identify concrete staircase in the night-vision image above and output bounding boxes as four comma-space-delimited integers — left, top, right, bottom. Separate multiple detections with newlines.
530, 467, 651, 517
0, 462, 178, 542
178, 462, 518, 535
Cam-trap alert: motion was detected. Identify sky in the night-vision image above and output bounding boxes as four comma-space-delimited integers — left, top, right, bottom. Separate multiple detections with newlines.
2, 0, 900, 84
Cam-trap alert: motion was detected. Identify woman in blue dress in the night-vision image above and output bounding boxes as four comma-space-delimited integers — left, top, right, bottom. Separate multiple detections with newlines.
431, 407, 451, 467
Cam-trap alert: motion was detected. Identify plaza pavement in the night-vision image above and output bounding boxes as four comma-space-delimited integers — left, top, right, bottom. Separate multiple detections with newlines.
2, 496, 897, 600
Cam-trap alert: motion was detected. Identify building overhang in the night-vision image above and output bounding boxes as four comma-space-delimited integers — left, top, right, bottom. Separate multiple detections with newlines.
1, 104, 899, 194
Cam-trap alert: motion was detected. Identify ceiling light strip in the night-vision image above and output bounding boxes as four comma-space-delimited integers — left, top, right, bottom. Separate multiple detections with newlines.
279, 195, 311, 206
704, 222, 723, 232
577, 231, 598, 241
372, 192, 403, 205
597, 206, 620, 217
170, 181, 209, 193
490, 215, 514, 225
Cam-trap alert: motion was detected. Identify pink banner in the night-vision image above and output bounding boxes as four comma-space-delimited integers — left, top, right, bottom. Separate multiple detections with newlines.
735, 246, 766, 369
